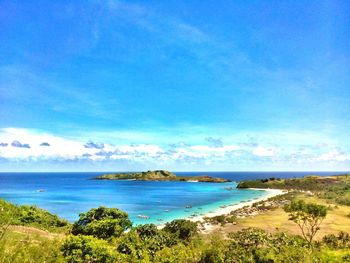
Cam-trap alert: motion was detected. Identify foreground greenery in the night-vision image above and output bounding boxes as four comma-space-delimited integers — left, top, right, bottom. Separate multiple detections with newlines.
1, 173, 350, 262
94, 170, 230, 183
0, 198, 70, 233
1, 201, 350, 262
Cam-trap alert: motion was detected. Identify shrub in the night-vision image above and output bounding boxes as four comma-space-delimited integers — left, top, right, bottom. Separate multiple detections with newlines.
61, 235, 116, 263
71, 206, 132, 239
116, 230, 151, 261
322, 231, 350, 248
163, 219, 198, 242
0, 199, 69, 232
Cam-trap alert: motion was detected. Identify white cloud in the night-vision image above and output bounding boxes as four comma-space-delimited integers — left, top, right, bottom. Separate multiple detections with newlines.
0, 128, 87, 159
1, 128, 349, 172
317, 149, 350, 162
0, 128, 241, 163
252, 146, 277, 157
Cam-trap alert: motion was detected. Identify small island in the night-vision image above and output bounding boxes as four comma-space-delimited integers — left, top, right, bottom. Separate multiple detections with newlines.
93, 170, 231, 183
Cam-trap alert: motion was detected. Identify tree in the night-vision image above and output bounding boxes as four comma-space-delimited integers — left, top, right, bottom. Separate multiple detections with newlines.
135, 224, 159, 240
283, 200, 327, 246
72, 206, 132, 239
163, 219, 198, 242
116, 230, 151, 261
125, 224, 175, 258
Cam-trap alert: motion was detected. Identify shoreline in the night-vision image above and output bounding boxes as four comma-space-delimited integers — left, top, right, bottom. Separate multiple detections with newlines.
157, 188, 285, 229
187, 188, 285, 223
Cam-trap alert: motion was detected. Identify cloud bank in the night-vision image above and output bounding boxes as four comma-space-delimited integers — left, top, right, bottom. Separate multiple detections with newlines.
0, 128, 349, 172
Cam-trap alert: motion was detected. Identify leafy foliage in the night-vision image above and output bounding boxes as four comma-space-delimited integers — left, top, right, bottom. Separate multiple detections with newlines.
203, 214, 237, 226
61, 235, 117, 263
71, 206, 132, 239
322, 231, 350, 249
0, 198, 69, 232
200, 228, 311, 263
284, 200, 327, 245
163, 219, 198, 242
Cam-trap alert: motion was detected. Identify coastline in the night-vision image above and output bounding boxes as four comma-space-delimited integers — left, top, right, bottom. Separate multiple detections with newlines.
187, 188, 285, 223
156, 188, 285, 229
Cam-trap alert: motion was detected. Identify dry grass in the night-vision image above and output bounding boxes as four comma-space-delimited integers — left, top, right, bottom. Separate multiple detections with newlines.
204, 194, 350, 240
8, 225, 64, 240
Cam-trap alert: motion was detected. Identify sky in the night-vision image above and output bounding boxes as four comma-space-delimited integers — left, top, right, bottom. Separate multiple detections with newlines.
0, 0, 350, 172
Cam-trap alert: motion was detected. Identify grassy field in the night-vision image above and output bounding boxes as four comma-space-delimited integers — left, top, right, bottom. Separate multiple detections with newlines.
0, 227, 64, 263
210, 193, 350, 240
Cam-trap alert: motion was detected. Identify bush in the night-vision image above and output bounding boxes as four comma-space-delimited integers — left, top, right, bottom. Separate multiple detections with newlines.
133, 224, 175, 255
163, 219, 198, 242
322, 231, 350, 248
0, 199, 69, 232
61, 235, 116, 263
116, 230, 151, 261
71, 206, 132, 239
134, 224, 159, 239
224, 228, 310, 262
154, 242, 202, 263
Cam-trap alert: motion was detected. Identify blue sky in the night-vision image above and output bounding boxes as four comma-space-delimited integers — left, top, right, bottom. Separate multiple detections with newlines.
0, 0, 350, 171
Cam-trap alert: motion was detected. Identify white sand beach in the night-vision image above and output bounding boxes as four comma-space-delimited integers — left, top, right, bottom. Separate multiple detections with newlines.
187, 188, 285, 222
156, 188, 285, 229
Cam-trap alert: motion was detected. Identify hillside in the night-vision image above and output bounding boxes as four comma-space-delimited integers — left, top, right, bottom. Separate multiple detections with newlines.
237, 174, 350, 206
94, 170, 230, 183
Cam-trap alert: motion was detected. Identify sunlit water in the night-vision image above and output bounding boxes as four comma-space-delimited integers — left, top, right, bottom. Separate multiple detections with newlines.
0, 172, 344, 225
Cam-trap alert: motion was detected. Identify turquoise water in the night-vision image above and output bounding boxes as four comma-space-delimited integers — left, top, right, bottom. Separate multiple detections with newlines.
0, 172, 343, 225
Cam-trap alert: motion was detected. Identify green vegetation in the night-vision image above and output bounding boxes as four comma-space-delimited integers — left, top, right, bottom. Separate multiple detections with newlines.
284, 200, 327, 246
203, 214, 237, 226
61, 235, 117, 263
71, 206, 132, 239
94, 170, 230, 183
1, 199, 350, 262
0, 198, 70, 233
2, 173, 350, 262
163, 219, 198, 242
237, 174, 350, 207
0, 199, 68, 262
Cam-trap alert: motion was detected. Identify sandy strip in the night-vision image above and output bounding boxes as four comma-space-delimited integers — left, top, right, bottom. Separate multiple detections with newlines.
156, 188, 285, 229
187, 188, 285, 222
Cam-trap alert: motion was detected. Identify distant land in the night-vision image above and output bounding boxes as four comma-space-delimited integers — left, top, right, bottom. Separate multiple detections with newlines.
93, 170, 231, 183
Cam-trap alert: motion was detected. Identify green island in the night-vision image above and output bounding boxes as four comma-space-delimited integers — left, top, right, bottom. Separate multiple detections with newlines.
2, 173, 350, 262
93, 170, 231, 183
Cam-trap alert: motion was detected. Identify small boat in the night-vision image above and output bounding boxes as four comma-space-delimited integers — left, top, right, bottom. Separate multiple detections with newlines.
36, 189, 45, 192
185, 205, 192, 209
137, 214, 150, 219
164, 209, 170, 212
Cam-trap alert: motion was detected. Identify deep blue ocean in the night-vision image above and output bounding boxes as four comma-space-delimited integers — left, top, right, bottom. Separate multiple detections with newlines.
0, 171, 346, 225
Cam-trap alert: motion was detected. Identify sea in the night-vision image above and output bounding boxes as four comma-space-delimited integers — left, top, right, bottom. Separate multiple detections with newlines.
0, 171, 346, 225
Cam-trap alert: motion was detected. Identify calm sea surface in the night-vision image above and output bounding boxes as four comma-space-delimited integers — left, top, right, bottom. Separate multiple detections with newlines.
0, 171, 345, 225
